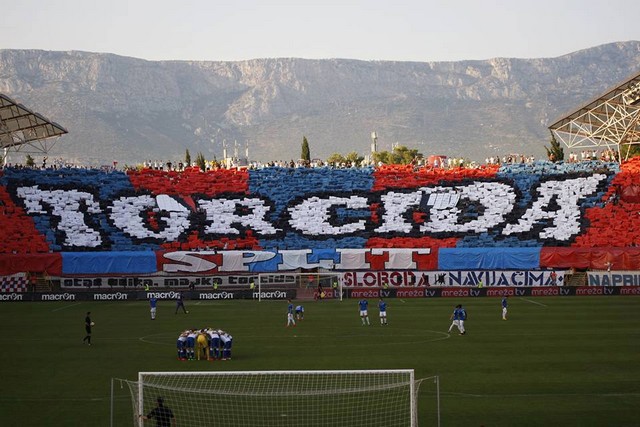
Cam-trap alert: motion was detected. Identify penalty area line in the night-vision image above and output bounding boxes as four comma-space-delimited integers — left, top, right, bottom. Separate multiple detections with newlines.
52, 302, 81, 312
518, 297, 547, 307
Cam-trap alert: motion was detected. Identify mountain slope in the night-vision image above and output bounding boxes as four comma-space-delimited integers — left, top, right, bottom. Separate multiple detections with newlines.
1, 41, 639, 165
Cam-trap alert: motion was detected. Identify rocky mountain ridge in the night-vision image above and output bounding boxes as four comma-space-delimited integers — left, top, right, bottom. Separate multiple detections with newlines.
1, 41, 639, 165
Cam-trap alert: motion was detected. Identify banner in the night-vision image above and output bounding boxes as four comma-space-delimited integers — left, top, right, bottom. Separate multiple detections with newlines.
587, 271, 640, 286
0, 289, 295, 301
0, 273, 28, 293
156, 248, 438, 273
61, 251, 157, 275
57, 274, 298, 290
344, 286, 640, 298
341, 270, 565, 287
3, 286, 640, 302
0, 253, 62, 276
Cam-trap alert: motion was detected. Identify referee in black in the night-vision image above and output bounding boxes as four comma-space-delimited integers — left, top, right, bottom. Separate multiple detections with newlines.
82, 311, 92, 345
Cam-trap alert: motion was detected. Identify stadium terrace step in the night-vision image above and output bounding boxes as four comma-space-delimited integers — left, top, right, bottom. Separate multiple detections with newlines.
565, 271, 587, 286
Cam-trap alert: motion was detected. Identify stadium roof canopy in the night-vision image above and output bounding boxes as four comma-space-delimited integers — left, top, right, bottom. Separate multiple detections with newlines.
0, 93, 68, 155
548, 70, 640, 162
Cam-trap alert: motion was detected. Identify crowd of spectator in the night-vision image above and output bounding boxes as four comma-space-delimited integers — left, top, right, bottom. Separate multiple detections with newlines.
567, 149, 617, 163
1, 147, 623, 174
484, 153, 536, 165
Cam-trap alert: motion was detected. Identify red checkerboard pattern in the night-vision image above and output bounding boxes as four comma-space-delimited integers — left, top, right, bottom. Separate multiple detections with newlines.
0, 274, 29, 292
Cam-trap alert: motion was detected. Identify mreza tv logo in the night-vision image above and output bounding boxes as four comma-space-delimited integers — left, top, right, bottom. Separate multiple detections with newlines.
620, 287, 640, 295
15, 173, 607, 247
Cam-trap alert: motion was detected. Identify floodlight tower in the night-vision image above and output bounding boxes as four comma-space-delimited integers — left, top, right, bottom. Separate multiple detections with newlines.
222, 139, 228, 168
368, 131, 378, 165
371, 131, 378, 154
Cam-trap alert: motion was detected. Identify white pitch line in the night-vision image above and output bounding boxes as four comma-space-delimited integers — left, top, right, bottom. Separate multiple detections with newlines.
518, 297, 547, 307
52, 302, 81, 312
0, 396, 117, 402
445, 391, 640, 398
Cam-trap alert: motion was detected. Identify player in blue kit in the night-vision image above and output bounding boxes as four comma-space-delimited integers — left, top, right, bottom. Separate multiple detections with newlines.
502, 296, 508, 320
220, 331, 233, 360
206, 328, 221, 360
359, 299, 370, 325
448, 305, 460, 334
176, 331, 188, 361
149, 297, 157, 320
378, 298, 388, 325
448, 305, 466, 335
286, 299, 296, 327
458, 305, 467, 335
186, 330, 197, 359
295, 305, 304, 320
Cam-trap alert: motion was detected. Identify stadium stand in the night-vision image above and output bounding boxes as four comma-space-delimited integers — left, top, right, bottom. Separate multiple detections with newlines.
0, 158, 639, 278
2, 69, 640, 286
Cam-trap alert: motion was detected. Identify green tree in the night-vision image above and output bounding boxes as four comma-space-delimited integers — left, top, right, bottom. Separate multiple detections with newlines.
185, 149, 192, 166
195, 152, 206, 171
326, 153, 346, 165
621, 143, 640, 161
372, 145, 422, 165
345, 151, 365, 167
301, 136, 311, 162
544, 134, 564, 162
25, 154, 35, 168
326, 151, 365, 167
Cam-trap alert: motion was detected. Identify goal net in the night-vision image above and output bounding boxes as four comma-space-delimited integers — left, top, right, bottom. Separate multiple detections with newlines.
257, 272, 343, 300
125, 369, 417, 426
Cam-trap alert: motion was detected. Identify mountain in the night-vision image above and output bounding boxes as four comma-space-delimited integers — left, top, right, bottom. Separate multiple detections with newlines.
1, 42, 639, 166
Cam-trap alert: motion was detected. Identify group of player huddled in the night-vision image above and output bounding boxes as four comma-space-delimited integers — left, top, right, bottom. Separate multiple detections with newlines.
176, 328, 233, 361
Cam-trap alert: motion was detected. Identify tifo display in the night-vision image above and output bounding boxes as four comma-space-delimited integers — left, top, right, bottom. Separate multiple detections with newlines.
1, 159, 640, 277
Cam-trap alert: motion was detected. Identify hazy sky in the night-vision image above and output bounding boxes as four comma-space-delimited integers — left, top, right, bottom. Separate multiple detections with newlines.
2, 0, 639, 62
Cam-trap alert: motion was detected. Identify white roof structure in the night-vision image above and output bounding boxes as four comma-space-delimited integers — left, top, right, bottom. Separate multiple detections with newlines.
0, 93, 68, 155
549, 70, 640, 161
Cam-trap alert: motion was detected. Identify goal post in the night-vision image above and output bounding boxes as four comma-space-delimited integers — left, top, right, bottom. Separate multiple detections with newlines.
257, 271, 344, 301
124, 369, 420, 426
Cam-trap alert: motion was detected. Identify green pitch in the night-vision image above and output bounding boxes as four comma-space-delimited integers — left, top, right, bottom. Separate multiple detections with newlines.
0, 296, 638, 426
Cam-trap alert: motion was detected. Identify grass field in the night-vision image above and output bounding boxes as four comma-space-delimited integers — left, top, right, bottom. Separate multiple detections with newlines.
1, 296, 639, 426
